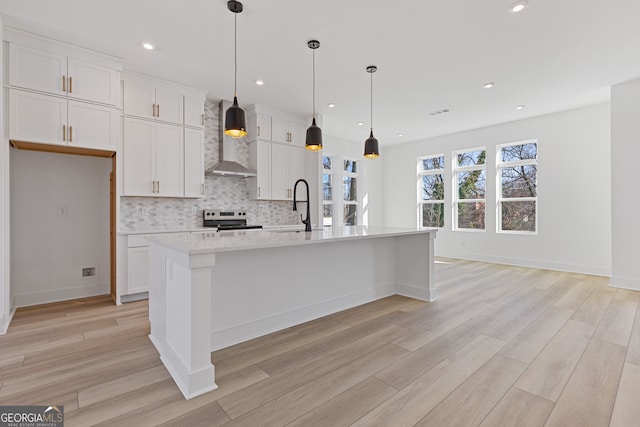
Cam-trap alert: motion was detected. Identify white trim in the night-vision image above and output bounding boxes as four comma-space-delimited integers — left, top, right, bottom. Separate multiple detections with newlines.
610, 275, 640, 291
14, 283, 109, 308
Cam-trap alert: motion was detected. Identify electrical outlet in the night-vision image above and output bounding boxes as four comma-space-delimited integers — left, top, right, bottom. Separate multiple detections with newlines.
191, 206, 198, 214
82, 267, 96, 277
141, 207, 150, 215
57, 205, 69, 217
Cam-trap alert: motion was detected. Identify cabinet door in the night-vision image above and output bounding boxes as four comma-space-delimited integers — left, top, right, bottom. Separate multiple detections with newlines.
271, 144, 289, 200
271, 117, 289, 144
67, 57, 119, 105
287, 148, 306, 199
127, 246, 150, 294
155, 85, 184, 125
155, 123, 184, 197
9, 89, 67, 145
184, 94, 205, 128
288, 120, 307, 148
249, 140, 271, 199
67, 100, 118, 150
123, 80, 155, 120
248, 114, 271, 141
184, 128, 205, 198
9, 43, 67, 97
123, 118, 155, 196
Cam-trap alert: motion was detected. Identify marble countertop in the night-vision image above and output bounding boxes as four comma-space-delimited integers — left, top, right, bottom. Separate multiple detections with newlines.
147, 226, 436, 255
118, 224, 307, 236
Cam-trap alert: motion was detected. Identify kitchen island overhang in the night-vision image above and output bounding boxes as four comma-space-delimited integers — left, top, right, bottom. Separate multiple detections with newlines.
147, 226, 437, 399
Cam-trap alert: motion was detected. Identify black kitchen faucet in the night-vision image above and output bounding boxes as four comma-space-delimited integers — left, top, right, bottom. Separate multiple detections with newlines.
293, 179, 312, 232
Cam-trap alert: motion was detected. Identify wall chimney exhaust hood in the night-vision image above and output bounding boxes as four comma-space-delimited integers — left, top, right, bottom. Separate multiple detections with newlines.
205, 99, 256, 177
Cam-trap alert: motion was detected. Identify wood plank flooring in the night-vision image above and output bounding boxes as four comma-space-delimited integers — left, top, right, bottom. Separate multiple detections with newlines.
0, 258, 638, 427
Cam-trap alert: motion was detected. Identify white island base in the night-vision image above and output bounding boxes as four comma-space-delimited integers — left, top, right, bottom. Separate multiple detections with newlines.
147, 226, 437, 399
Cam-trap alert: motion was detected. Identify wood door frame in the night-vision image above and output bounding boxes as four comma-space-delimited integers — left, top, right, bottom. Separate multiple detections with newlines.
10, 140, 117, 303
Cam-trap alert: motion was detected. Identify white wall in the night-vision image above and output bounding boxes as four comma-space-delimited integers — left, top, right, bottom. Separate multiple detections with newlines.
0, 17, 10, 333
323, 135, 385, 227
10, 149, 111, 306
383, 104, 611, 276
611, 78, 640, 290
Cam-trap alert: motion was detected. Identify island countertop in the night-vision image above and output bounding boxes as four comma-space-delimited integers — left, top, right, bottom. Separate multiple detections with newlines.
147, 226, 436, 255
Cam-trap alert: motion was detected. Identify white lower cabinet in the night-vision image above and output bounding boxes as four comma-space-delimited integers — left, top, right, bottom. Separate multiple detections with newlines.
126, 232, 187, 294
9, 89, 118, 150
123, 117, 184, 197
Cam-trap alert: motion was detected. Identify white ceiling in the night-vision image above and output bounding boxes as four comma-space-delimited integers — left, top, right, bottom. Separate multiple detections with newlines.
2, 0, 640, 146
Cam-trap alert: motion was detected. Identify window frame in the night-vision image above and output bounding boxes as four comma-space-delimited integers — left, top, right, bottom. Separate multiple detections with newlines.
417, 153, 445, 229
321, 154, 335, 227
496, 140, 538, 235
453, 146, 487, 232
342, 156, 359, 226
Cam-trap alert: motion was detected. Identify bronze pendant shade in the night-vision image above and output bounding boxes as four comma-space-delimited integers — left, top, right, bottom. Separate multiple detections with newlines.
364, 65, 380, 159
305, 40, 322, 151
224, 0, 248, 138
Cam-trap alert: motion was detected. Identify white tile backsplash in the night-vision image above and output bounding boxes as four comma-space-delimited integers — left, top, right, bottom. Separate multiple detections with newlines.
120, 100, 299, 231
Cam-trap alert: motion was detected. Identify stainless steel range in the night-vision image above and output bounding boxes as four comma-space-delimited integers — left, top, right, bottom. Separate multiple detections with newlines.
202, 209, 262, 231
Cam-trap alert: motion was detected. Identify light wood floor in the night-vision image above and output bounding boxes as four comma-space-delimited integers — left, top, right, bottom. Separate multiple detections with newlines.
1, 258, 639, 427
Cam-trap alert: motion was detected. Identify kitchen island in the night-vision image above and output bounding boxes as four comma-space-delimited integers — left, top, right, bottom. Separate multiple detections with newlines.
147, 226, 437, 399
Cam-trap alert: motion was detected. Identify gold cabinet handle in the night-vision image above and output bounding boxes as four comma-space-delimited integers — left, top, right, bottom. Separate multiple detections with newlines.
258, 186, 260, 197
69, 126, 73, 142
201, 114, 204, 126
201, 183, 205, 195
157, 180, 160, 193
157, 104, 160, 118
69, 76, 73, 93
62, 75, 66, 92
152, 104, 156, 117
257, 125, 260, 137
63, 124, 66, 141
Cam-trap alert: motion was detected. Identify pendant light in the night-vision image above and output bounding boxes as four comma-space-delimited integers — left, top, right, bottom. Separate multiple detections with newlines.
224, 0, 247, 138
305, 40, 322, 151
364, 65, 380, 159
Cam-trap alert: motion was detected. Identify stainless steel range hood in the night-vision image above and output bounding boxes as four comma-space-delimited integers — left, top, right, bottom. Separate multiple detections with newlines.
205, 99, 256, 177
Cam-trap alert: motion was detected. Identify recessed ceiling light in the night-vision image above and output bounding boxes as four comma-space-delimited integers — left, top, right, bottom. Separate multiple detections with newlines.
509, 1, 528, 13
397, 133, 404, 137
255, 79, 264, 86
515, 105, 525, 110
142, 42, 154, 50
483, 82, 495, 89
357, 122, 364, 126
327, 103, 336, 108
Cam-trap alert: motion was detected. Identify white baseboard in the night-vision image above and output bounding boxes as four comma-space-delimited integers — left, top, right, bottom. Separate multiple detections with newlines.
610, 275, 640, 291
397, 282, 438, 302
435, 251, 610, 277
14, 283, 109, 307
121, 292, 149, 304
209, 284, 396, 351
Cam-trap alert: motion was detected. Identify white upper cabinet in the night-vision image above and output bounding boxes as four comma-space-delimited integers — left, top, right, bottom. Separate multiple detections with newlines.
9, 42, 119, 106
184, 94, 206, 129
272, 117, 307, 147
248, 114, 272, 141
124, 78, 183, 125
9, 89, 67, 145
67, 100, 119, 150
248, 140, 272, 200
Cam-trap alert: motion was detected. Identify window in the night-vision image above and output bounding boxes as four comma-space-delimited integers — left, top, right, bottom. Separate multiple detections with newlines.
322, 155, 334, 227
418, 154, 445, 228
343, 158, 358, 225
497, 141, 538, 233
454, 148, 486, 230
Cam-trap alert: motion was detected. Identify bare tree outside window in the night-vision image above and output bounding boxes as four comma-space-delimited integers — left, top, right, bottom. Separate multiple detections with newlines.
454, 149, 486, 230
418, 154, 445, 228
498, 141, 538, 233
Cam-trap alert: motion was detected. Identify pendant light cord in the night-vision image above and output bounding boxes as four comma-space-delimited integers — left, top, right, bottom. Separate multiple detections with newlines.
370, 70, 373, 131
234, 13, 238, 97
312, 48, 316, 119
